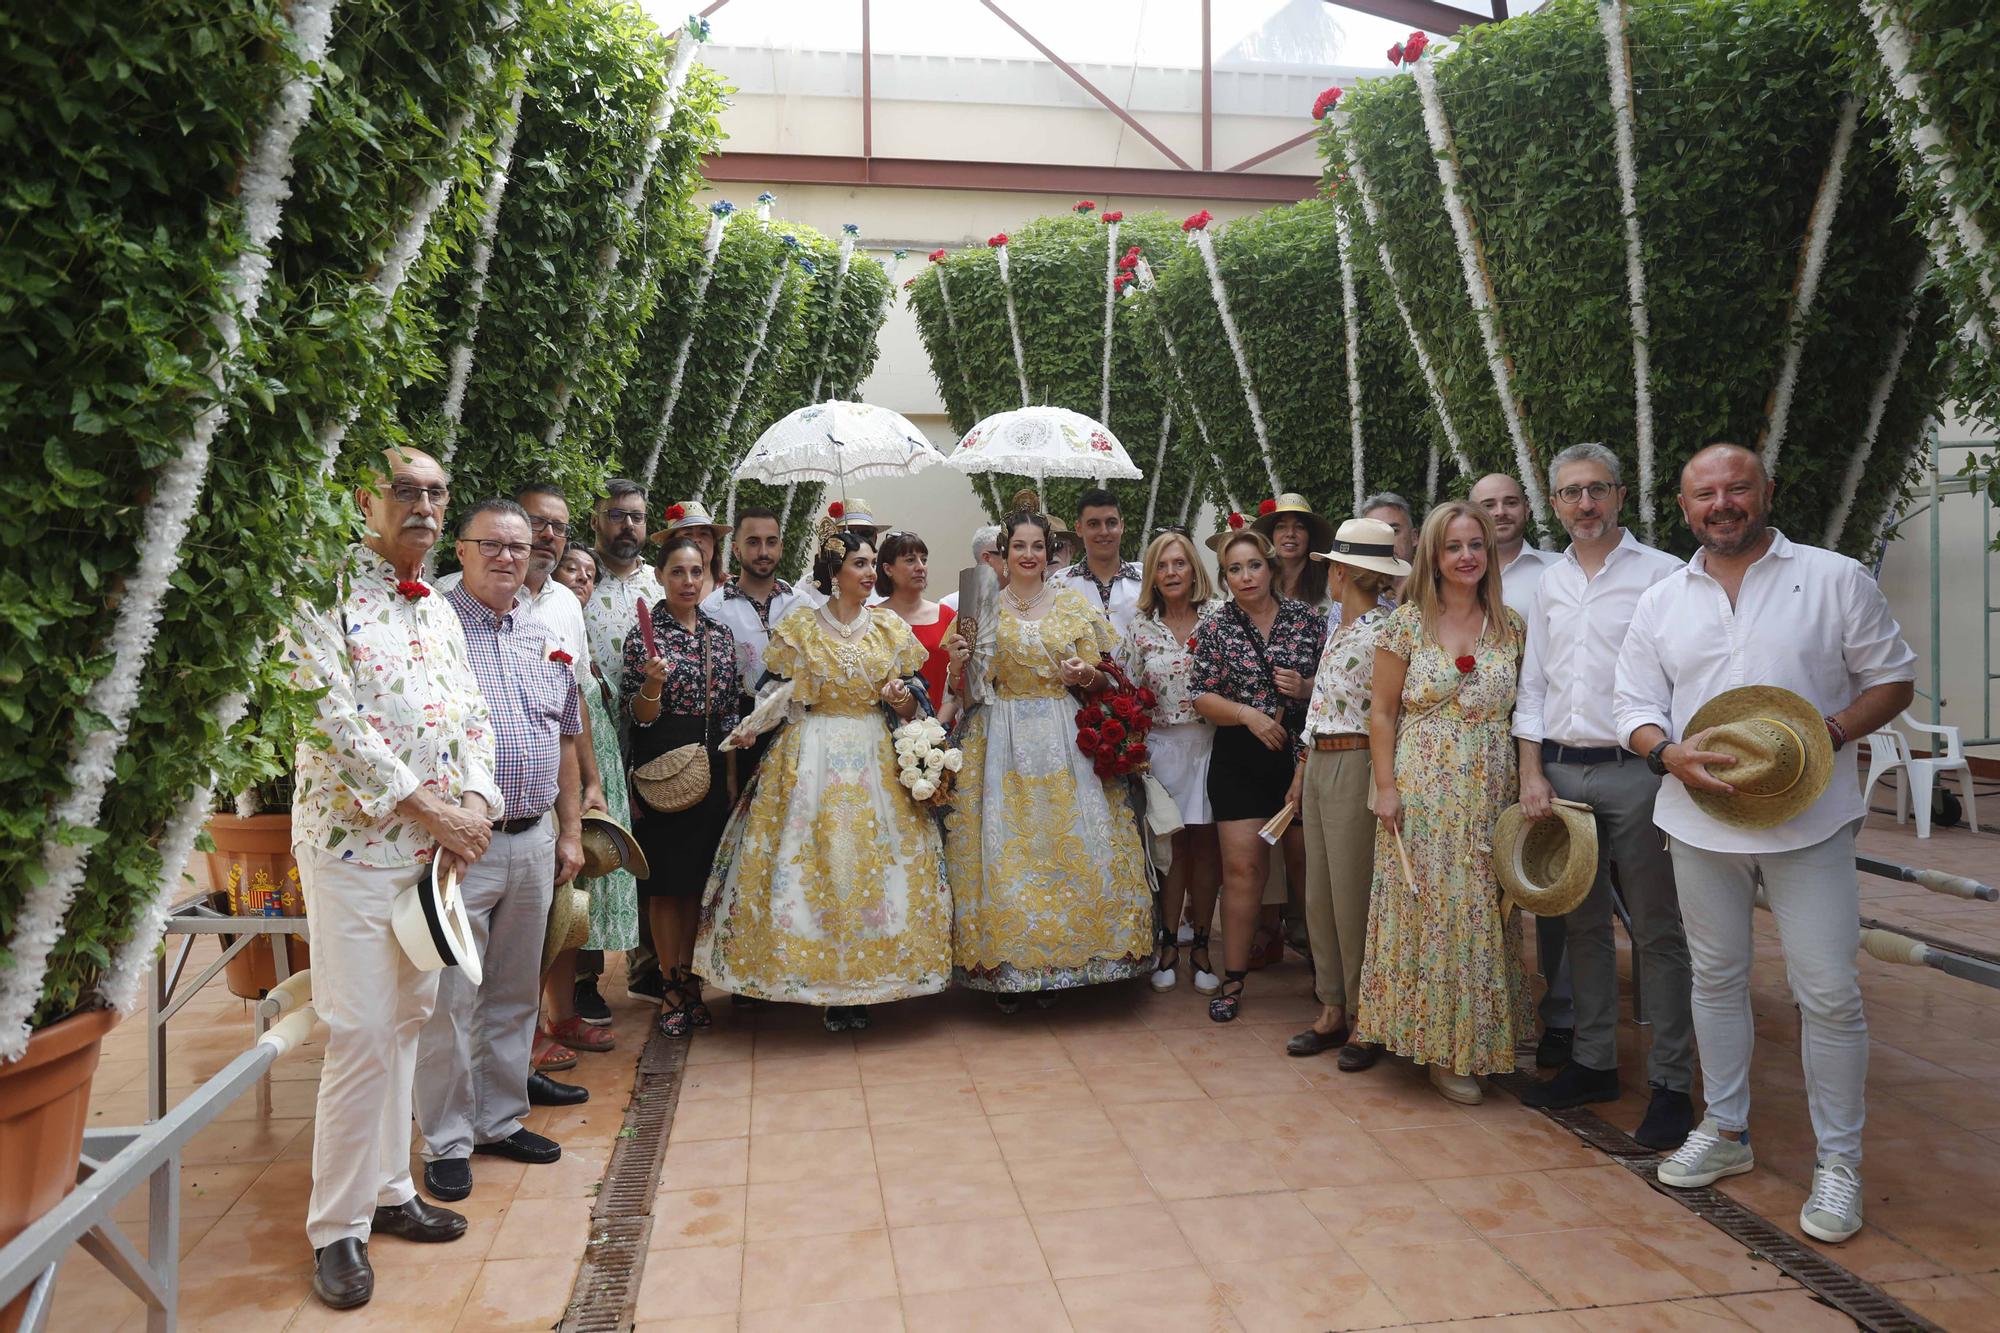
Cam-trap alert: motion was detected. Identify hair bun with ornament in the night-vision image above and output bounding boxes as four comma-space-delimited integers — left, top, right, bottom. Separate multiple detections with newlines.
1008, 487, 1044, 516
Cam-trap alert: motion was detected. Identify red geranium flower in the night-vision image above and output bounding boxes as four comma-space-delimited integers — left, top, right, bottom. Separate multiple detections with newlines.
1404, 30, 1429, 61
827, 500, 845, 519
395, 579, 430, 600
1258, 498, 1278, 516
665, 502, 687, 523
1102, 210, 1124, 223
1181, 209, 1213, 232
988, 232, 1009, 247
1388, 41, 1405, 65
1226, 512, 1245, 531
1073, 199, 1095, 212
928, 248, 947, 262
1077, 728, 1102, 754
1455, 654, 1476, 674
1312, 86, 1343, 119
550, 649, 574, 665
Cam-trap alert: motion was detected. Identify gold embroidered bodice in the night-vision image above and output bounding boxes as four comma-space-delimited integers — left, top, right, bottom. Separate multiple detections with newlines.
764, 606, 927, 716
987, 588, 1118, 701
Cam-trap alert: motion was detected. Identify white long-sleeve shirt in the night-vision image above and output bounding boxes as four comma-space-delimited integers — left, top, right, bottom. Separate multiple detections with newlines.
1499, 544, 1557, 618
1513, 530, 1681, 748
1614, 530, 1915, 854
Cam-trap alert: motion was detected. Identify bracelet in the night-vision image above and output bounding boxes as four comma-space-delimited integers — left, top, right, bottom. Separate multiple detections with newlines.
639, 689, 662, 703
1824, 714, 1847, 752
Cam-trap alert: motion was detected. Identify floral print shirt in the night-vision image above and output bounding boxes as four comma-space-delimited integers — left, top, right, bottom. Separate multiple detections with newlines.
620, 602, 741, 730
1304, 604, 1391, 739
1119, 600, 1222, 726
584, 561, 664, 695
282, 544, 502, 867
1187, 597, 1326, 758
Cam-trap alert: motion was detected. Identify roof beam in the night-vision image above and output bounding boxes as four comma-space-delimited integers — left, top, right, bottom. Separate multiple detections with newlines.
702, 151, 1317, 203
1321, 0, 1501, 33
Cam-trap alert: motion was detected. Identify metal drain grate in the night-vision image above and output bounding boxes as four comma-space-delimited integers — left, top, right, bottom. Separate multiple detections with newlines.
1491, 1070, 1943, 1332
558, 1025, 689, 1333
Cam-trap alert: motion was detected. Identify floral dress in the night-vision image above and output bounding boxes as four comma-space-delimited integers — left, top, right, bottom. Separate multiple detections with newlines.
581, 666, 638, 951
1120, 601, 1221, 825
693, 607, 952, 1005
1353, 603, 1532, 1075
945, 589, 1154, 991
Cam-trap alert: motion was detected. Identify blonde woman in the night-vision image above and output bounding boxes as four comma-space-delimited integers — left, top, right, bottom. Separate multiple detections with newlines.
1120, 530, 1222, 994
1353, 502, 1531, 1104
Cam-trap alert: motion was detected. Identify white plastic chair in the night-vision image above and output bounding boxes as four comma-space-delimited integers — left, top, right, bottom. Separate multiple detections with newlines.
1898, 713, 1979, 838
1858, 727, 1910, 827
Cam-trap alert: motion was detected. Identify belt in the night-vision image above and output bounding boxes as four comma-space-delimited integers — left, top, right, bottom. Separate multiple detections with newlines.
1540, 740, 1626, 766
492, 813, 547, 835
1310, 733, 1370, 752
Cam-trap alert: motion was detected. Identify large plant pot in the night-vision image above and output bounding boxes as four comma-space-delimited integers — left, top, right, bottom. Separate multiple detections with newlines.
0, 1006, 119, 1333
203, 813, 309, 999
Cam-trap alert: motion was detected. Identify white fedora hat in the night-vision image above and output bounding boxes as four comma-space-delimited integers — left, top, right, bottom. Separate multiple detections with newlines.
1311, 516, 1412, 578
391, 860, 482, 985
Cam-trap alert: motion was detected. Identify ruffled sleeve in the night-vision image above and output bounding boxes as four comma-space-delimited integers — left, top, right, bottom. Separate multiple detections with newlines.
1377, 601, 1421, 661
1051, 587, 1116, 660
762, 605, 813, 681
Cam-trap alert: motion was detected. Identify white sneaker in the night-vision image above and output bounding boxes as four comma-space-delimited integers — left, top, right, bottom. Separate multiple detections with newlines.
1150, 966, 1178, 992
1657, 1117, 1755, 1188
1800, 1156, 1863, 1243
1176, 920, 1194, 945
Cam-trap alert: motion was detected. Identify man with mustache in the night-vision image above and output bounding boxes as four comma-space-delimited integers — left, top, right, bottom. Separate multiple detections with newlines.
1616, 442, 1915, 1244
281, 448, 500, 1309
1512, 444, 1692, 1149
700, 506, 811, 772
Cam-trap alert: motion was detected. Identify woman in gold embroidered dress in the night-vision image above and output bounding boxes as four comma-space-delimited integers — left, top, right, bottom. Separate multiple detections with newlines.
943, 506, 1153, 1011
693, 531, 950, 1032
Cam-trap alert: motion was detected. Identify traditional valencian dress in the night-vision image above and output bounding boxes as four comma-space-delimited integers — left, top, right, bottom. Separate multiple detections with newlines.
693, 605, 952, 1005
945, 586, 1154, 992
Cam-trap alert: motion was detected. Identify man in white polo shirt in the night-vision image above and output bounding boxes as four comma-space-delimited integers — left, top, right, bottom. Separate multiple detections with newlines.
1615, 442, 1914, 1244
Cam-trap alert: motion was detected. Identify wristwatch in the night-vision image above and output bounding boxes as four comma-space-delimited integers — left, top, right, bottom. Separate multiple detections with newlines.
1645, 738, 1674, 776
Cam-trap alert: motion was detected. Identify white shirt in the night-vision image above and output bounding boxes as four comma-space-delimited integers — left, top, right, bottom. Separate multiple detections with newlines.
1499, 543, 1557, 617
700, 577, 813, 696
1513, 530, 1681, 748
584, 561, 663, 688
1614, 530, 1916, 854
436, 572, 590, 688
1050, 559, 1142, 642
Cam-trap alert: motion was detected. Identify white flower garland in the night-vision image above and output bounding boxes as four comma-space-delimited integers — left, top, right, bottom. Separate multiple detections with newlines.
805, 232, 857, 401
1414, 61, 1551, 537
1141, 410, 1174, 540
1599, 0, 1659, 540
995, 242, 1031, 406
1760, 96, 1859, 476
5, 0, 342, 1063
1334, 204, 1366, 515
692, 261, 789, 502
1866, 0, 2000, 344
1136, 258, 1242, 515
1100, 219, 1120, 425
1826, 257, 1929, 549
640, 207, 729, 490
441, 84, 528, 464
1337, 124, 1474, 480
1426, 444, 1442, 505
1191, 227, 1282, 497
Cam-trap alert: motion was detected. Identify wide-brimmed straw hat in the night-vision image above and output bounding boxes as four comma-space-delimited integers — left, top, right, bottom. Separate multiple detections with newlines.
1252, 493, 1335, 555
833, 496, 881, 534
542, 884, 591, 974
1492, 798, 1598, 916
1311, 517, 1413, 578
1683, 685, 1833, 829
391, 859, 483, 984
1204, 511, 1266, 553
580, 812, 649, 880
649, 499, 732, 544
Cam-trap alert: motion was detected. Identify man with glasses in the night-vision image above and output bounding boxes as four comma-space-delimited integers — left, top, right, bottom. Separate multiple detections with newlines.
283, 449, 500, 1310
1513, 443, 1693, 1148
418, 499, 586, 1206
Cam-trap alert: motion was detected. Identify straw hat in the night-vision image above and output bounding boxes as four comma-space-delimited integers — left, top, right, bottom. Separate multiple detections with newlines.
1204, 511, 1264, 553
1311, 516, 1413, 578
1252, 493, 1334, 555
649, 499, 732, 544
542, 884, 591, 974
1683, 685, 1833, 829
580, 812, 649, 880
833, 496, 881, 536
390, 860, 483, 985
1492, 798, 1599, 917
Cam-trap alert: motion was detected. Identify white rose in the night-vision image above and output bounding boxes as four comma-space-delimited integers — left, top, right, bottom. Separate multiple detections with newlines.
911, 780, 936, 800
899, 765, 921, 786
942, 749, 963, 772
922, 751, 943, 772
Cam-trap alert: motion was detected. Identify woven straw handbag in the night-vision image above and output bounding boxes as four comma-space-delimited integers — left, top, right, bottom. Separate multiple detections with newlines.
629, 599, 714, 814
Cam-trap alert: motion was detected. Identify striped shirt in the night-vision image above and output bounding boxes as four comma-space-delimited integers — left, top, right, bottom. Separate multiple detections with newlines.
446, 583, 583, 822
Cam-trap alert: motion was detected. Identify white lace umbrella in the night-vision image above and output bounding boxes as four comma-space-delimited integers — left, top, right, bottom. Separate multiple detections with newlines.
948, 405, 1143, 486
735, 400, 946, 487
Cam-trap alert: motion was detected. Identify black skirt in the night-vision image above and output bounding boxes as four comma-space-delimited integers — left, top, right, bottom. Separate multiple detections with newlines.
631, 712, 732, 900
1207, 717, 1294, 823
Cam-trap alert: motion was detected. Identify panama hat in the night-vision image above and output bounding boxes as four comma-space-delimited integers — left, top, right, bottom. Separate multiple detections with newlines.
542, 883, 591, 974
1311, 516, 1413, 578
833, 496, 882, 535
580, 812, 649, 880
1683, 685, 1833, 829
1252, 493, 1335, 555
1492, 798, 1599, 917
391, 859, 483, 984
649, 499, 732, 544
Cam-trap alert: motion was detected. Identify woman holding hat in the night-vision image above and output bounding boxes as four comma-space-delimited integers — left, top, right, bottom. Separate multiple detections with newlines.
1353, 502, 1531, 1104
652, 500, 731, 600
1254, 493, 1335, 617
1187, 525, 1324, 1022
1284, 518, 1408, 1064
694, 529, 950, 1032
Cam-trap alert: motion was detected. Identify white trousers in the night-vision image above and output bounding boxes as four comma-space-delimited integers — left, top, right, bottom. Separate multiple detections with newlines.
1667, 822, 1867, 1161
296, 849, 441, 1249
415, 816, 554, 1161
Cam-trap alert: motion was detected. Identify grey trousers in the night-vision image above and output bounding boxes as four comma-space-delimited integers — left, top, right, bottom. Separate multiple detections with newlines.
1544, 757, 1694, 1090
1536, 920, 1575, 1029
1301, 746, 1375, 1015
416, 814, 555, 1161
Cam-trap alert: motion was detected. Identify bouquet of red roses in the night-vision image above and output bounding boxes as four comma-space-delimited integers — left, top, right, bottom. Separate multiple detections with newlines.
1074, 655, 1158, 780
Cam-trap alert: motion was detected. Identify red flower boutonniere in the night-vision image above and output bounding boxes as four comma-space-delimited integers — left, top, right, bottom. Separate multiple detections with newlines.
1403, 30, 1429, 61
1455, 654, 1476, 675
550, 649, 574, 666
1258, 497, 1278, 516
395, 580, 430, 600
665, 502, 687, 523
1181, 209, 1213, 232
827, 500, 845, 519
1102, 210, 1124, 223
1073, 199, 1095, 213
1388, 40, 1406, 65
928, 248, 947, 262
1312, 86, 1343, 119
987, 232, 1009, 248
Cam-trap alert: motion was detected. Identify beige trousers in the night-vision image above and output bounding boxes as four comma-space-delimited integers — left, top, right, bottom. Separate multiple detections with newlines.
1300, 746, 1375, 1014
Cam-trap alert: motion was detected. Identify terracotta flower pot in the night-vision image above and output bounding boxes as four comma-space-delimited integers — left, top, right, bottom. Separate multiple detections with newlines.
203, 813, 309, 999
0, 1006, 119, 1333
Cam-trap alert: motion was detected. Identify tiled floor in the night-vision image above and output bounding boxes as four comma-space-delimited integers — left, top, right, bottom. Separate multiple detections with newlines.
42, 809, 2000, 1330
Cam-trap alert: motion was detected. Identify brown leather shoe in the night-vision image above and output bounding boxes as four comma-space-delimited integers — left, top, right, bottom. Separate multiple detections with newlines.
372, 1196, 468, 1243
312, 1237, 372, 1309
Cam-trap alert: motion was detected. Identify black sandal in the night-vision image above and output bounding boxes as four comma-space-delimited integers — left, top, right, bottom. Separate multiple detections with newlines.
823, 1006, 852, 1033
682, 970, 713, 1028
847, 1005, 870, 1031
1208, 970, 1248, 1023
657, 985, 695, 1039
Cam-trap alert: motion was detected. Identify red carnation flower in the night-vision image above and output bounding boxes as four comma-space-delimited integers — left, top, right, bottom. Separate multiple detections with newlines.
666, 502, 687, 523
1112, 274, 1133, 292
1136, 687, 1157, 709
828, 500, 845, 519
549, 648, 574, 665
1258, 498, 1278, 516
1116, 254, 1138, 271
1077, 727, 1102, 754
929, 249, 947, 262
1404, 31, 1429, 61
395, 579, 430, 600
1226, 512, 1245, 531
1455, 654, 1476, 674
1074, 199, 1095, 212
1102, 210, 1124, 223
1388, 41, 1405, 65
1312, 86, 1343, 119
1181, 209, 1213, 232
988, 232, 1009, 247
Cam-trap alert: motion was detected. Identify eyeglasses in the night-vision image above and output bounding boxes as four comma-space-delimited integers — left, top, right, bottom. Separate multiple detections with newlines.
388, 482, 449, 507
461, 538, 533, 560
601, 508, 647, 526
1554, 481, 1616, 504
525, 514, 568, 532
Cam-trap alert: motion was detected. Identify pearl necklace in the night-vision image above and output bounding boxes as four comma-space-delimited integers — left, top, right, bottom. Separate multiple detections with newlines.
818, 602, 872, 641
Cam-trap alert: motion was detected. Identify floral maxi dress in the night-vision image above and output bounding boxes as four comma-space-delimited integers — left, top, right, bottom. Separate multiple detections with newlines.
1352, 603, 1532, 1076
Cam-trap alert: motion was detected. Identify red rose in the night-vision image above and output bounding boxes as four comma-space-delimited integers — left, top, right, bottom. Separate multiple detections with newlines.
1102, 210, 1123, 223
1077, 728, 1102, 754
1101, 719, 1126, 744
1110, 697, 1137, 723
1312, 86, 1343, 120
666, 502, 687, 522
1181, 209, 1212, 232
928, 248, 947, 262
1078, 704, 1105, 727
1112, 274, 1132, 292
1258, 498, 1278, 516
1094, 754, 1118, 779
988, 232, 1009, 247
1116, 253, 1137, 271
1455, 654, 1476, 674
1136, 687, 1157, 709
395, 580, 430, 600
828, 500, 844, 519
1226, 512, 1245, 531
1074, 199, 1095, 212
1404, 31, 1429, 61
1388, 41, 1405, 64
550, 649, 574, 665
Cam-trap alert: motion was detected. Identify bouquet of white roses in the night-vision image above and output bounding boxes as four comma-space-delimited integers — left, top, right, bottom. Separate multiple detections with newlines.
892, 715, 962, 807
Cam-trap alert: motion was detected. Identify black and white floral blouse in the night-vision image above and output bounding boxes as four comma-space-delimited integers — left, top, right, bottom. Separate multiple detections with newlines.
1187, 597, 1326, 751
620, 603, 741, 730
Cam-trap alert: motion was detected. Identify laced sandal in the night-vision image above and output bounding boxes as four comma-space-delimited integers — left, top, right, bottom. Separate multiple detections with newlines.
657, 971, 696, 1039
681, 971, 713, 1028
1151, 940, 1180, 992
1188, 931, 1221, 996
1208, 970, 1247, 1023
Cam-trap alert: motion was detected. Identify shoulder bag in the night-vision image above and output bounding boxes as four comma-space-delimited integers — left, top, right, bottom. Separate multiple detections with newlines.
629, 599, 714, 814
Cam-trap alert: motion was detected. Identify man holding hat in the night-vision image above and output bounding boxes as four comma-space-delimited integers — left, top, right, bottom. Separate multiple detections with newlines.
1512, 444, 1693, 1148
281, 448, 500, 1309
1051, 487, 1142, 641
1616, 442, 1915, 1243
